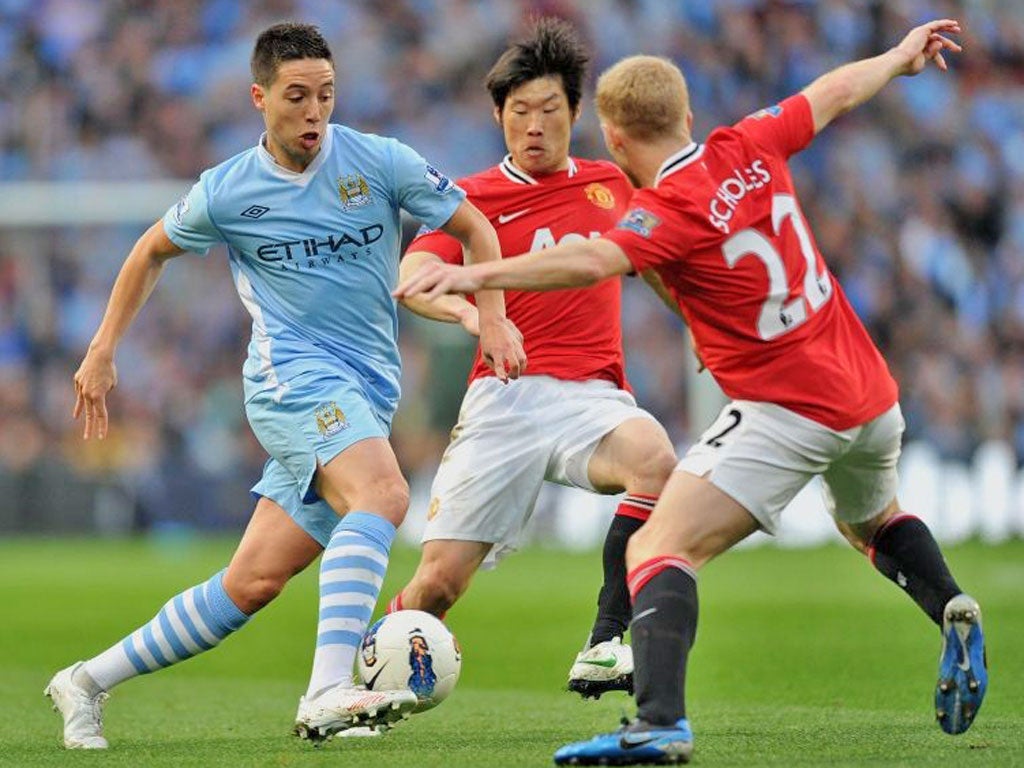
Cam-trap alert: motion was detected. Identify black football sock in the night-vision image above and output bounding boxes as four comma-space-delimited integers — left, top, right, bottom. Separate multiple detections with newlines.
588, 498, 654, 646
869, 515, 962, 626
628, 557, 698, 725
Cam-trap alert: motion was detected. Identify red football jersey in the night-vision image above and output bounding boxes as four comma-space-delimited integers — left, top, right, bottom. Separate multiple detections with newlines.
408, 156, 633, 387
603, 94, 898, 430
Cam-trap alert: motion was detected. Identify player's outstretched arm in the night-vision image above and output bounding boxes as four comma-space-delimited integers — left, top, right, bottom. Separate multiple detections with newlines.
802, 18, 962, 134
393, 237, 632, 302
439, 200, 526, 381
398, 250, 482, 335
73, 221, 184, 440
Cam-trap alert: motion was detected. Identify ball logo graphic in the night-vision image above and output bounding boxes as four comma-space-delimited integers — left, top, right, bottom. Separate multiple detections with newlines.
407, 633, 437, 698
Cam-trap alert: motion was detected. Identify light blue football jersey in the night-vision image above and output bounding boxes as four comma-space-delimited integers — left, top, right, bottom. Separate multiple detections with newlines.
163, 124, 465, 414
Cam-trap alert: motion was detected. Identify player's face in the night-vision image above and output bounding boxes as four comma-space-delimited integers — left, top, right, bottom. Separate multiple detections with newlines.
497, 75, 579, 177
252, 58, 335, 172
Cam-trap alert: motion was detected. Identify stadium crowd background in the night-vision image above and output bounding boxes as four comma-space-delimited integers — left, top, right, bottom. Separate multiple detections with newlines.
2, 0, 1024, 541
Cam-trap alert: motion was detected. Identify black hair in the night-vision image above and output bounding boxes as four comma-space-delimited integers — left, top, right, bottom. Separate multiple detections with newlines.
250, 23, 332, 86
485, 17, 589, 112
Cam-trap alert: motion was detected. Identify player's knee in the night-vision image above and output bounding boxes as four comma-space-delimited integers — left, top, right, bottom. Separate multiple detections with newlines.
632, 443, 678, 489
224, 572, 287, 615
361, 476, 410, 526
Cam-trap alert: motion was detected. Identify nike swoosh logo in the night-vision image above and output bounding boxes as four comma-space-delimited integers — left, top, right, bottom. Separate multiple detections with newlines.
364, 662, 389, 689
579, 656, 618, 668
620, 733, 658, 749
497, 209, 531, 224
632, 607, 658, 623
957, 636, 973, 672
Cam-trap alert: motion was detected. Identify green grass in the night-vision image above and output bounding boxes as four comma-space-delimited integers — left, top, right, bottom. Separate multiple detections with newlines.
1, 537, 1022, 767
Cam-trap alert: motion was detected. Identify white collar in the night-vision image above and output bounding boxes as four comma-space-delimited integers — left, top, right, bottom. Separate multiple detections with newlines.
499, 154, 578, 185
654, 142, 703, 186
257, 127, 333, 186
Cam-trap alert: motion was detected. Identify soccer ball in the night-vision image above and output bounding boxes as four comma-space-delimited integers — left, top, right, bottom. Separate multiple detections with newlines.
357, 610, 461, 711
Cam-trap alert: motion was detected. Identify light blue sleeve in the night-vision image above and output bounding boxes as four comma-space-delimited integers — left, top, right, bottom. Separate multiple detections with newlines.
162, 174, 222, 256
388, 140, 466, 230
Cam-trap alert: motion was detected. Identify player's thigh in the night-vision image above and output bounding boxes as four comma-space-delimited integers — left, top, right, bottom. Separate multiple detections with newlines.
585, 415, 677, 494
823, 403, 905, 538
423, 377, 550, 569
245, 371, 392, 507
628, 469, 761, 569
541, 379, 667, 493
316, 437, 408, 524
224, 495, 324, 611
251, 458, 343, 547
679, 400, 846, 535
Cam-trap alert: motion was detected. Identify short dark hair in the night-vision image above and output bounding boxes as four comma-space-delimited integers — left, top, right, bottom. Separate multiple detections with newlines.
251, 23, 333, 86
485, 17, 589, 113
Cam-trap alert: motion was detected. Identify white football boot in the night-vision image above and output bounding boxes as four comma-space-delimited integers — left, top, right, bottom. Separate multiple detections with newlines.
44, 662, 109, 749
567, 636, 635, 699
294, 685, 417, 742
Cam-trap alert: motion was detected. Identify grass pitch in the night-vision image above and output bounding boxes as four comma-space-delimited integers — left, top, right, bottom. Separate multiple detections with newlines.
1, 537, 1021, 767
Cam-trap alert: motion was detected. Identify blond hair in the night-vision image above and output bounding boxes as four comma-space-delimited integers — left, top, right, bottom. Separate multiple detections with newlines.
595, 55, 689, 140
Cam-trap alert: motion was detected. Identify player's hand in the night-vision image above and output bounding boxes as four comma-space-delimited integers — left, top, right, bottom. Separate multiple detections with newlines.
393, 261, 482, 302
479, 317, 527, 383
453, 304, 480, 337
894, 19, 962, 76
73, 347, 117, 440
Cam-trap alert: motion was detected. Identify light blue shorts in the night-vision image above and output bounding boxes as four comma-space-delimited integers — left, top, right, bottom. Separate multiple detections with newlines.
246, 371, 393, 547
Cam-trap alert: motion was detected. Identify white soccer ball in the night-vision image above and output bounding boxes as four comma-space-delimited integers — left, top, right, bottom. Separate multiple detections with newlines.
357, 609, 461, 711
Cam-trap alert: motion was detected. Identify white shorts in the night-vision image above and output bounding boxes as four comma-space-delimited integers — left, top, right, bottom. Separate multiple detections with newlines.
679, 400, 904, 535
422, 375, 656, 567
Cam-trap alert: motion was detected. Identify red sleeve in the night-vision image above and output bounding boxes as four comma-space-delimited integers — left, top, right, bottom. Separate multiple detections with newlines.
404, 226, 463, 265
733, 93, 814, 160
602, 188, 690, 272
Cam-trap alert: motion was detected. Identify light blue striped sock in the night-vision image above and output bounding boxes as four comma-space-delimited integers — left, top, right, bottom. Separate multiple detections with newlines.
80, 570, 249, 691
306, 511, 395, 699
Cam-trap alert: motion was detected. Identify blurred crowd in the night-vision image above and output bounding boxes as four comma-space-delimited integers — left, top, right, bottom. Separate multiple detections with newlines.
2, 0, 1024, 534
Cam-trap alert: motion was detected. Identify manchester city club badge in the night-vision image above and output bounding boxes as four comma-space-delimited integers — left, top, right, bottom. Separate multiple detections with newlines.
337, 174, 372, 210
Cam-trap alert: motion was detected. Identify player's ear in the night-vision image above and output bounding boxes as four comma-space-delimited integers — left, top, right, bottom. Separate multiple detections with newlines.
251, 83, 265, 112
600, 121, 621, 152
492, 105, 502, 127
570, 102, 582, 124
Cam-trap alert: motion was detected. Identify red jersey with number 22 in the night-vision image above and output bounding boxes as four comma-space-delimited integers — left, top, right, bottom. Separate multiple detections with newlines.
603, 94, 897, 430
408, 157, 633, 387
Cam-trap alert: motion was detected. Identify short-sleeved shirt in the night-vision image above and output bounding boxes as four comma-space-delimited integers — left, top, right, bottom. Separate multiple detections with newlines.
163, 124, 465, 415
603, 94, 897, 430
407, 156, 633, 388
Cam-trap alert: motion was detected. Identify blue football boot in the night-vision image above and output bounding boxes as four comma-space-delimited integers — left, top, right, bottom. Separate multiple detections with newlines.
554, 717, 693, 765
935, 594, 987, 735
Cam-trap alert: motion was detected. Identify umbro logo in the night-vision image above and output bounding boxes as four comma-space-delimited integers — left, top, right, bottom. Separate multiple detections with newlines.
241, 205, 270, 219
497, 208, 530, 224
